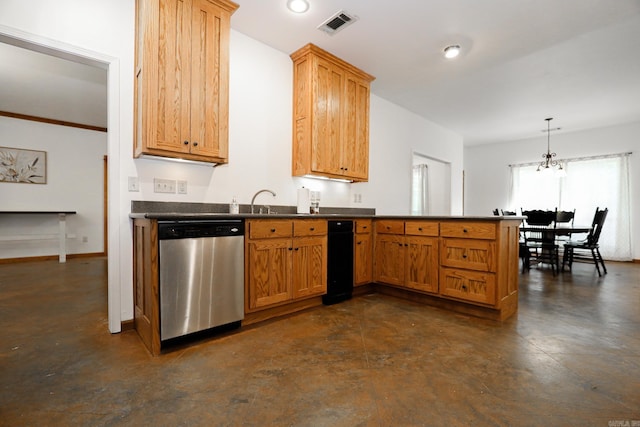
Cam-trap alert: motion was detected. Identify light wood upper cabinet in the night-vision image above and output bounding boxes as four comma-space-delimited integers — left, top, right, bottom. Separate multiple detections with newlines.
134, 0, 238, 163
291, 44, 375, 182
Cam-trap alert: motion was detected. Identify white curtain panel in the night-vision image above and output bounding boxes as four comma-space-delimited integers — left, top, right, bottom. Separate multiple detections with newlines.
411, 164, 429, 215
509, 153, 632, 261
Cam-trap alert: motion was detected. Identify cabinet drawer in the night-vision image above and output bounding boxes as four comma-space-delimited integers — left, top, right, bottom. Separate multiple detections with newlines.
375, 220, 404, 234
293, 219, 327, 237
405, 221, 439, 236
440, 238, 496, 272
440, 222, 496, 240
355, 219, 372, 234
440, 267, 496, 305
249, 220, 293, 239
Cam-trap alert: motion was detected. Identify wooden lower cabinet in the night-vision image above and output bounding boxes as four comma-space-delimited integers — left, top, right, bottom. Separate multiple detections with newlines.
374, 218, 520, 320
439, 267, 496, 305
354, 231, 373, 285
405, 236, 439, 293
245, 219, 327, 313
246, 238, 292, 309
374, 221, 439, 294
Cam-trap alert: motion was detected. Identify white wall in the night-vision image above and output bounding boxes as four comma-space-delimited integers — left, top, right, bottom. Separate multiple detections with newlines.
464, 121, 640, 259
0, 1, 464, 327
0, 117, 106, 258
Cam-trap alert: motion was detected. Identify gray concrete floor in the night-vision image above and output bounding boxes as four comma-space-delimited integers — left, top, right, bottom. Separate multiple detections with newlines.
1, 257, 639, 426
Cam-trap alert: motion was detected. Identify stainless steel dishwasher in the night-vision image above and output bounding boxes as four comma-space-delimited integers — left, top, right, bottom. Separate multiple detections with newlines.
157, 219, 244, 342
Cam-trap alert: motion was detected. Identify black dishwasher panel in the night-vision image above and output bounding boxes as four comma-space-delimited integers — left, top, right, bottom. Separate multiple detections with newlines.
323, 220, 354, 305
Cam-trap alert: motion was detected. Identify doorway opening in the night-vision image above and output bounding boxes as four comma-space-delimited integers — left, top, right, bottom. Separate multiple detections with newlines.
0, 27, 121, 333
411, 152, 451, 216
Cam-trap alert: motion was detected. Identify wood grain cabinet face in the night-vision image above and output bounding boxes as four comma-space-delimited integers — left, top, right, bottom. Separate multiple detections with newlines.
374, 221, 440, 294
290, 43, 375, 182
439, 268, 496, 305
354, 220, 373, 286
134, 0, 238, 163
246, 219, 326, 312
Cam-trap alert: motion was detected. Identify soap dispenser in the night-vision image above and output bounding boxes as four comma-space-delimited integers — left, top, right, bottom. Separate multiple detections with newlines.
229, 196, 239, 214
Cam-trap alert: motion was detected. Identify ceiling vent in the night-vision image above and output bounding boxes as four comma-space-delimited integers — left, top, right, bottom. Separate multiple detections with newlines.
317, 10, 358, 35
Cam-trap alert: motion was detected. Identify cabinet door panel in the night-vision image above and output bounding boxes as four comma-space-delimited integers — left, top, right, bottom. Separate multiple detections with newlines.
374, 234, 405, 286
406, 236, 438, 293
343, 74, 370, 179
292, 237, 327, 299
247, 239, 292, 309
440, 268, 496, 305
190, 0, 227, 158
354, 232, 373, 285
153, 0, 192, 153
440, 238, 496, 272
312, 59, 343, 175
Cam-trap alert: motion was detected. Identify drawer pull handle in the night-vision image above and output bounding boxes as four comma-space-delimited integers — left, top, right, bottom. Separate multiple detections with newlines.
270, 228, 276, 232
310, 227, 315, 231
462, 253, 468, 259
363, 226, 368, 230
357, 241, 362, 245
288, 247, 293, 251
463, 228, 468, 233
418, 227, 423, 231
462, 285, 467, 291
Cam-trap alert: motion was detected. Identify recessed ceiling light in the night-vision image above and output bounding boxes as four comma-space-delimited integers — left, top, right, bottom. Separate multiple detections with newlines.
287, 0, 309, 13
443, 45, 461, 59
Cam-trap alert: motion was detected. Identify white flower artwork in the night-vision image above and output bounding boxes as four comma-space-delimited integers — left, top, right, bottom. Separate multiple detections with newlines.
0, 146, 47, 184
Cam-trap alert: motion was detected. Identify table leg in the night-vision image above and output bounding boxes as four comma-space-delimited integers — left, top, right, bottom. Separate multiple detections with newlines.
58, 213, 67, 263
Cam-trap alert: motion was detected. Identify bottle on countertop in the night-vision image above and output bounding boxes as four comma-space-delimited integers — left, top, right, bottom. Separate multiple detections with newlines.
229, 196, 239, 214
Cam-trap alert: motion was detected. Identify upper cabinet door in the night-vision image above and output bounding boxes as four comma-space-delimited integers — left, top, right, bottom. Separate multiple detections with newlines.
291, 43, 375, 182
134, 0, 238, 163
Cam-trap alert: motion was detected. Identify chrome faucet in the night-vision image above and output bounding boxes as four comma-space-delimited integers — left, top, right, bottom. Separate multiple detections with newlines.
250, 189, 276, 214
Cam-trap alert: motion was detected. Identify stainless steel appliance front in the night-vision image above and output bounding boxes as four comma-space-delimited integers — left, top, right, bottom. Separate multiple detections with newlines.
158, 221, 244, 341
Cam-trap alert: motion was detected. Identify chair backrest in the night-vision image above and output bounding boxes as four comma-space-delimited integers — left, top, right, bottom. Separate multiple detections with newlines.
522, 209, 556, 226
555, 209, 575, 226
587, 207, 608, 245
493, 208, 500, 216
501, 210, 516, 216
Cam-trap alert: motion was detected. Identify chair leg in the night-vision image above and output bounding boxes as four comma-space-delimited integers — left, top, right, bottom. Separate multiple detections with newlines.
596, 248, 607, 274
591, 248, 602, 276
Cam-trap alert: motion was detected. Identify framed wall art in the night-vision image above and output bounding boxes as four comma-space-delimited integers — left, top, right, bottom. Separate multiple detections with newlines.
0, 146, 47, 184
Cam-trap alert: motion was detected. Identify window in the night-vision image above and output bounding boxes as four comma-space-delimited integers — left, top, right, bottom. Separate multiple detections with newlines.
509, 153, 632, 260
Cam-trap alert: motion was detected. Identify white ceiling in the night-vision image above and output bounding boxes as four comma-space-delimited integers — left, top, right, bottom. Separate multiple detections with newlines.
1, 0, 639, 145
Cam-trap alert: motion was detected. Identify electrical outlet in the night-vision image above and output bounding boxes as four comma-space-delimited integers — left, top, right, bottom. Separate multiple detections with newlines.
153, 178, 176, 193
128, 176, 139, 192
177, 180, 187, 194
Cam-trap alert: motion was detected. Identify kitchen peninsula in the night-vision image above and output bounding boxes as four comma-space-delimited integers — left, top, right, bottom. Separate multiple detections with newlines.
131, 202, 522, 355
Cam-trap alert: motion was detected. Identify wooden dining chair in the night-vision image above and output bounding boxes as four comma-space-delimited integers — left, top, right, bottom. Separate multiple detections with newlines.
562, 207, 608, 276
554, 208, 576, 242
522, 209, 559, 275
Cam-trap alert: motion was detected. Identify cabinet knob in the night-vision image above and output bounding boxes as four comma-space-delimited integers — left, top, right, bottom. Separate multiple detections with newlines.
463, 228, 468, 233
363, 226, 368, 230
193, 141, 198, 147
418, 227, 423, 231
357, 241, 362, 245
295, 247, 299, 251
462, 285, 467, 291
462, 253, 468, 258
270, 228, 276, 232
310, 227, 315, 231
288, 247, 293, 251
183, 140, 189, 145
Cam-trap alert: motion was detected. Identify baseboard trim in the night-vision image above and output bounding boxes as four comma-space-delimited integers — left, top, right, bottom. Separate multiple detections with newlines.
120, 319, 135, 332
0, 252, 105, 264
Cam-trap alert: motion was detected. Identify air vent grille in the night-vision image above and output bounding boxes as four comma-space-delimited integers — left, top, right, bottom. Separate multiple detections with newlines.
318, 10, 358, 35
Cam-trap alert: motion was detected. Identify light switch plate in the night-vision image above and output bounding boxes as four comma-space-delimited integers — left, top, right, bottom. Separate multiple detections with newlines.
154, 178, 176, 193
177, 180, 187, 194
128, 176, 139, 192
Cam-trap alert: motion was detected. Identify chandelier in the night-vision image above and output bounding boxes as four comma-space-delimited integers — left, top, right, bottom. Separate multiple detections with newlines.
537, 117, 565, 175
